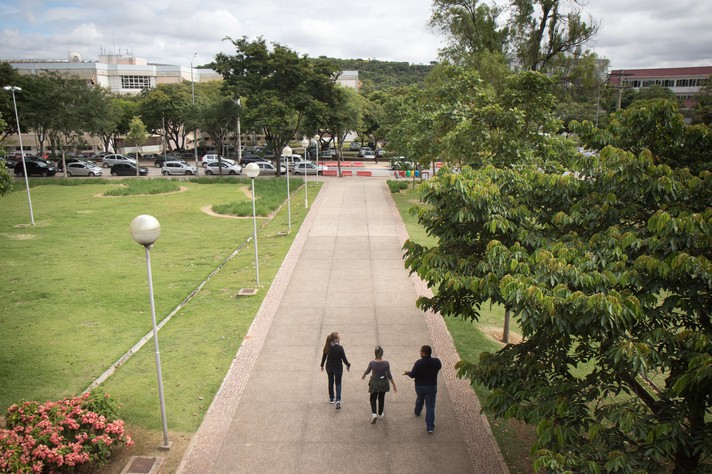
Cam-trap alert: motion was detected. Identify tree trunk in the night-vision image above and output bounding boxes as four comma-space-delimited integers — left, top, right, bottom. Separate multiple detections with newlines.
502, 306, 511, 343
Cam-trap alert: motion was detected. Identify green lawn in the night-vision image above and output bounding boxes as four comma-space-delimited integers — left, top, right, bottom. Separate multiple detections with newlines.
0, 176, 311, 435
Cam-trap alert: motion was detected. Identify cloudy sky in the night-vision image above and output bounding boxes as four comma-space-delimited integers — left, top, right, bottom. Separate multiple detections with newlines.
1, 0, 710, 71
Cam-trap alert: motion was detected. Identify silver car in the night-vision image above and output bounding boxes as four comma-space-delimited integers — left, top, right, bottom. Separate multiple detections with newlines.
293, 162, 328, 175
162, 161, 197, 175
253, 161, 287, 175
66, 162, 104, 177
205, 161, 242, 175
102, 154, 136, 168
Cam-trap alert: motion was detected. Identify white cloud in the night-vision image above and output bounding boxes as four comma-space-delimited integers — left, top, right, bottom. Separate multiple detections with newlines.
0, 0, 710, 70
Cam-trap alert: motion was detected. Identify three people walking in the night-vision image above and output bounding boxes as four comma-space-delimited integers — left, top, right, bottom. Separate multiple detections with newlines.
361, 345, 397, 424
321, 334, 441, 433
320, 332, 351, 409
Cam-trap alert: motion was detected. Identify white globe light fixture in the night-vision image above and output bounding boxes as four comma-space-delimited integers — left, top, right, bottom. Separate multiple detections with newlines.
244, 162, 261, 286
281, 146, 293, 233
129, 214, 161, 246
129, 214, 171, 450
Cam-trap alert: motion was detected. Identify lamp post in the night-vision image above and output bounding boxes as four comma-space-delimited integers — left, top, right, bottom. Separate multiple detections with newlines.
190, 53, 199, 175
281, 146, 292, 233
300, 137, 309, 208
312, 134, 320, 186
129, 215, 171, 450
3, 86, 34, 226
244, 163, 261, 286
235, 98, 242, 165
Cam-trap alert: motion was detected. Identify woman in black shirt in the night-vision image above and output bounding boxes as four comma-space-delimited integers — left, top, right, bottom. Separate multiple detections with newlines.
320, 332, 351, 409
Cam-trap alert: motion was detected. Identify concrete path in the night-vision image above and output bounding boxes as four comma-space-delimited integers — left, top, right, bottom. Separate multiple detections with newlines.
177, 178, 508, 474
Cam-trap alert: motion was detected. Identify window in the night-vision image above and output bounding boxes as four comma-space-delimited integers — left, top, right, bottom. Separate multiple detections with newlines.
662, 80, 675, 87
121, 75, 153, 90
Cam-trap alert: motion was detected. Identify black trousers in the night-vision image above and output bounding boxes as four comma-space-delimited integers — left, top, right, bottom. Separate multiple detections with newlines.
370, 391, 386, 415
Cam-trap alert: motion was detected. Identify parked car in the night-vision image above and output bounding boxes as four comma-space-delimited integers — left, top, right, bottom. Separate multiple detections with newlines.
361, 149, 376, 159
292, 162, 327, 175
349, 142, 361, 151
14, 159, 57, 177
204, 161, 243, 175
376, 148, 385, 157
201, 154, 233, 166
319, 149, 334, 159
280, 154, 306, 170
102, 154, 136, 168
154, 154, 184, 168
358, 147, 373, 157
239, 154, 263, 166
162, 161, 197, 175
110, 163, 148, 176
56, 156, 88, 171
66, 162, 104, 177
252, 161, 287, 175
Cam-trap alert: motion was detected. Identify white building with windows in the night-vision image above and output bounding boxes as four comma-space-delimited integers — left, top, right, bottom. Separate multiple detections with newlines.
5, 52, 221, 95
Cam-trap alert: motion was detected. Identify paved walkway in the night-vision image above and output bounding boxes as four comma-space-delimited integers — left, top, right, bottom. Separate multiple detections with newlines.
177, 177, 508, 473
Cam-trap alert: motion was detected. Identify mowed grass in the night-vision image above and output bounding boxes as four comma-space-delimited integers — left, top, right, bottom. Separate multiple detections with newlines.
389, 181, 536, 473
0, 175, 316, 435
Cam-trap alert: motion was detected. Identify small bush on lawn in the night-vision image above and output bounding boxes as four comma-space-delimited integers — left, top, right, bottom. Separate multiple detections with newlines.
387, 180, 409, 193
0, 390, 133, 473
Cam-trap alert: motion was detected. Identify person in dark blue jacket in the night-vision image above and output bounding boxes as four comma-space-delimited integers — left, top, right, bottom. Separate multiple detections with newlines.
320, 331, 351, 409
403, 345, 442, 433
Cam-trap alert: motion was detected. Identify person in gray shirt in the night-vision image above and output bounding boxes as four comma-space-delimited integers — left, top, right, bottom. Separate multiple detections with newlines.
362, 345, 397, 424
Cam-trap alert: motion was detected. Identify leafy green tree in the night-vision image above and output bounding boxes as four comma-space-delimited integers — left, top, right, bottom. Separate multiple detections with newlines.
0, 114, 12, 195
320, 85, 364, 174
0, 62, 25, 143
127, 116, 148, 176
572, 98, 712, 173
139, 83, 193, 151
404, 85, 712, 472
429, 0, 508, 63
194, 82, 239, 174
693, 75, 712, 125
215, 37, 339, 174
509, 0, 600, 72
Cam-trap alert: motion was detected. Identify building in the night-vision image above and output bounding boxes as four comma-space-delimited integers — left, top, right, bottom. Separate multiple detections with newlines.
608, 66, 712, 108
5, 51, 221, 95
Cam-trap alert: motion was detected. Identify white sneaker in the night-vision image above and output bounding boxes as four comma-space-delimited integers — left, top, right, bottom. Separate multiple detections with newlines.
370, 414, 377, 424
378, 413, 384, 420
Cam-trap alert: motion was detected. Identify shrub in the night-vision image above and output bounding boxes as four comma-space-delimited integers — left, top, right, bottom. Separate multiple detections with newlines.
0, 390, 133, 473
387, 180, 409, 193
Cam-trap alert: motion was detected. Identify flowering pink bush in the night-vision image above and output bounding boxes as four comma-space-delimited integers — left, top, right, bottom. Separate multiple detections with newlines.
0, 390, 133, 473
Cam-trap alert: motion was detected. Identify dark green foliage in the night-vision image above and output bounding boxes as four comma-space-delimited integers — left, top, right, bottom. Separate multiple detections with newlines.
323, 58, 434, 92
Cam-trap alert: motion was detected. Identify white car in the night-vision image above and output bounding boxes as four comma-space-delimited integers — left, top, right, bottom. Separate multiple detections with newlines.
205, 161, 243, 175
362, 149, 376, 159
253, 161, 287, 175
162, 161, 197, 175
293, 162, 328, 175
102, 154, 136, 168
66, 162, 104, 177
280, 154, 306, 170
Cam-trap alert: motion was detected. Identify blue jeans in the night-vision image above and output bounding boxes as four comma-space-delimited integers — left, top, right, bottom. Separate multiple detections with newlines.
327, 369, 343, 402
414, 385, 437, 431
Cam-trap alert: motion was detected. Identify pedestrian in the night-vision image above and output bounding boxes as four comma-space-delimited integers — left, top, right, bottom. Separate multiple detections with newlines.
361, 345, 397, 424
403, 345, 442, 433
320, 331, 351, 409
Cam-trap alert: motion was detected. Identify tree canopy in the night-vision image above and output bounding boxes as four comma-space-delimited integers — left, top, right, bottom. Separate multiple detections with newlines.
402, 69, 712, 473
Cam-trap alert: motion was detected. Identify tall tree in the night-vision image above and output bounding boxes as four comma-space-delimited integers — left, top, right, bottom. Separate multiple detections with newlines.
126, 116, 148, 176
404, 85, 712, 472
509, 0, 600, 72
215, 36, 339, 175
139, 83, 193, 151
429, 0, 508, 63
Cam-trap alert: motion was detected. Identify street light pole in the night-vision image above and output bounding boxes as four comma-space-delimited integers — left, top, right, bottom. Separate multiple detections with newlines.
281, 146, 292, 233
235, 98, 242, 165
129, 215, 171, 450
300, 137, 309, 208
190, 53, 199, 175
312, 134, 320, 186
3, 86, 34, 226
244, 163, 261, 286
